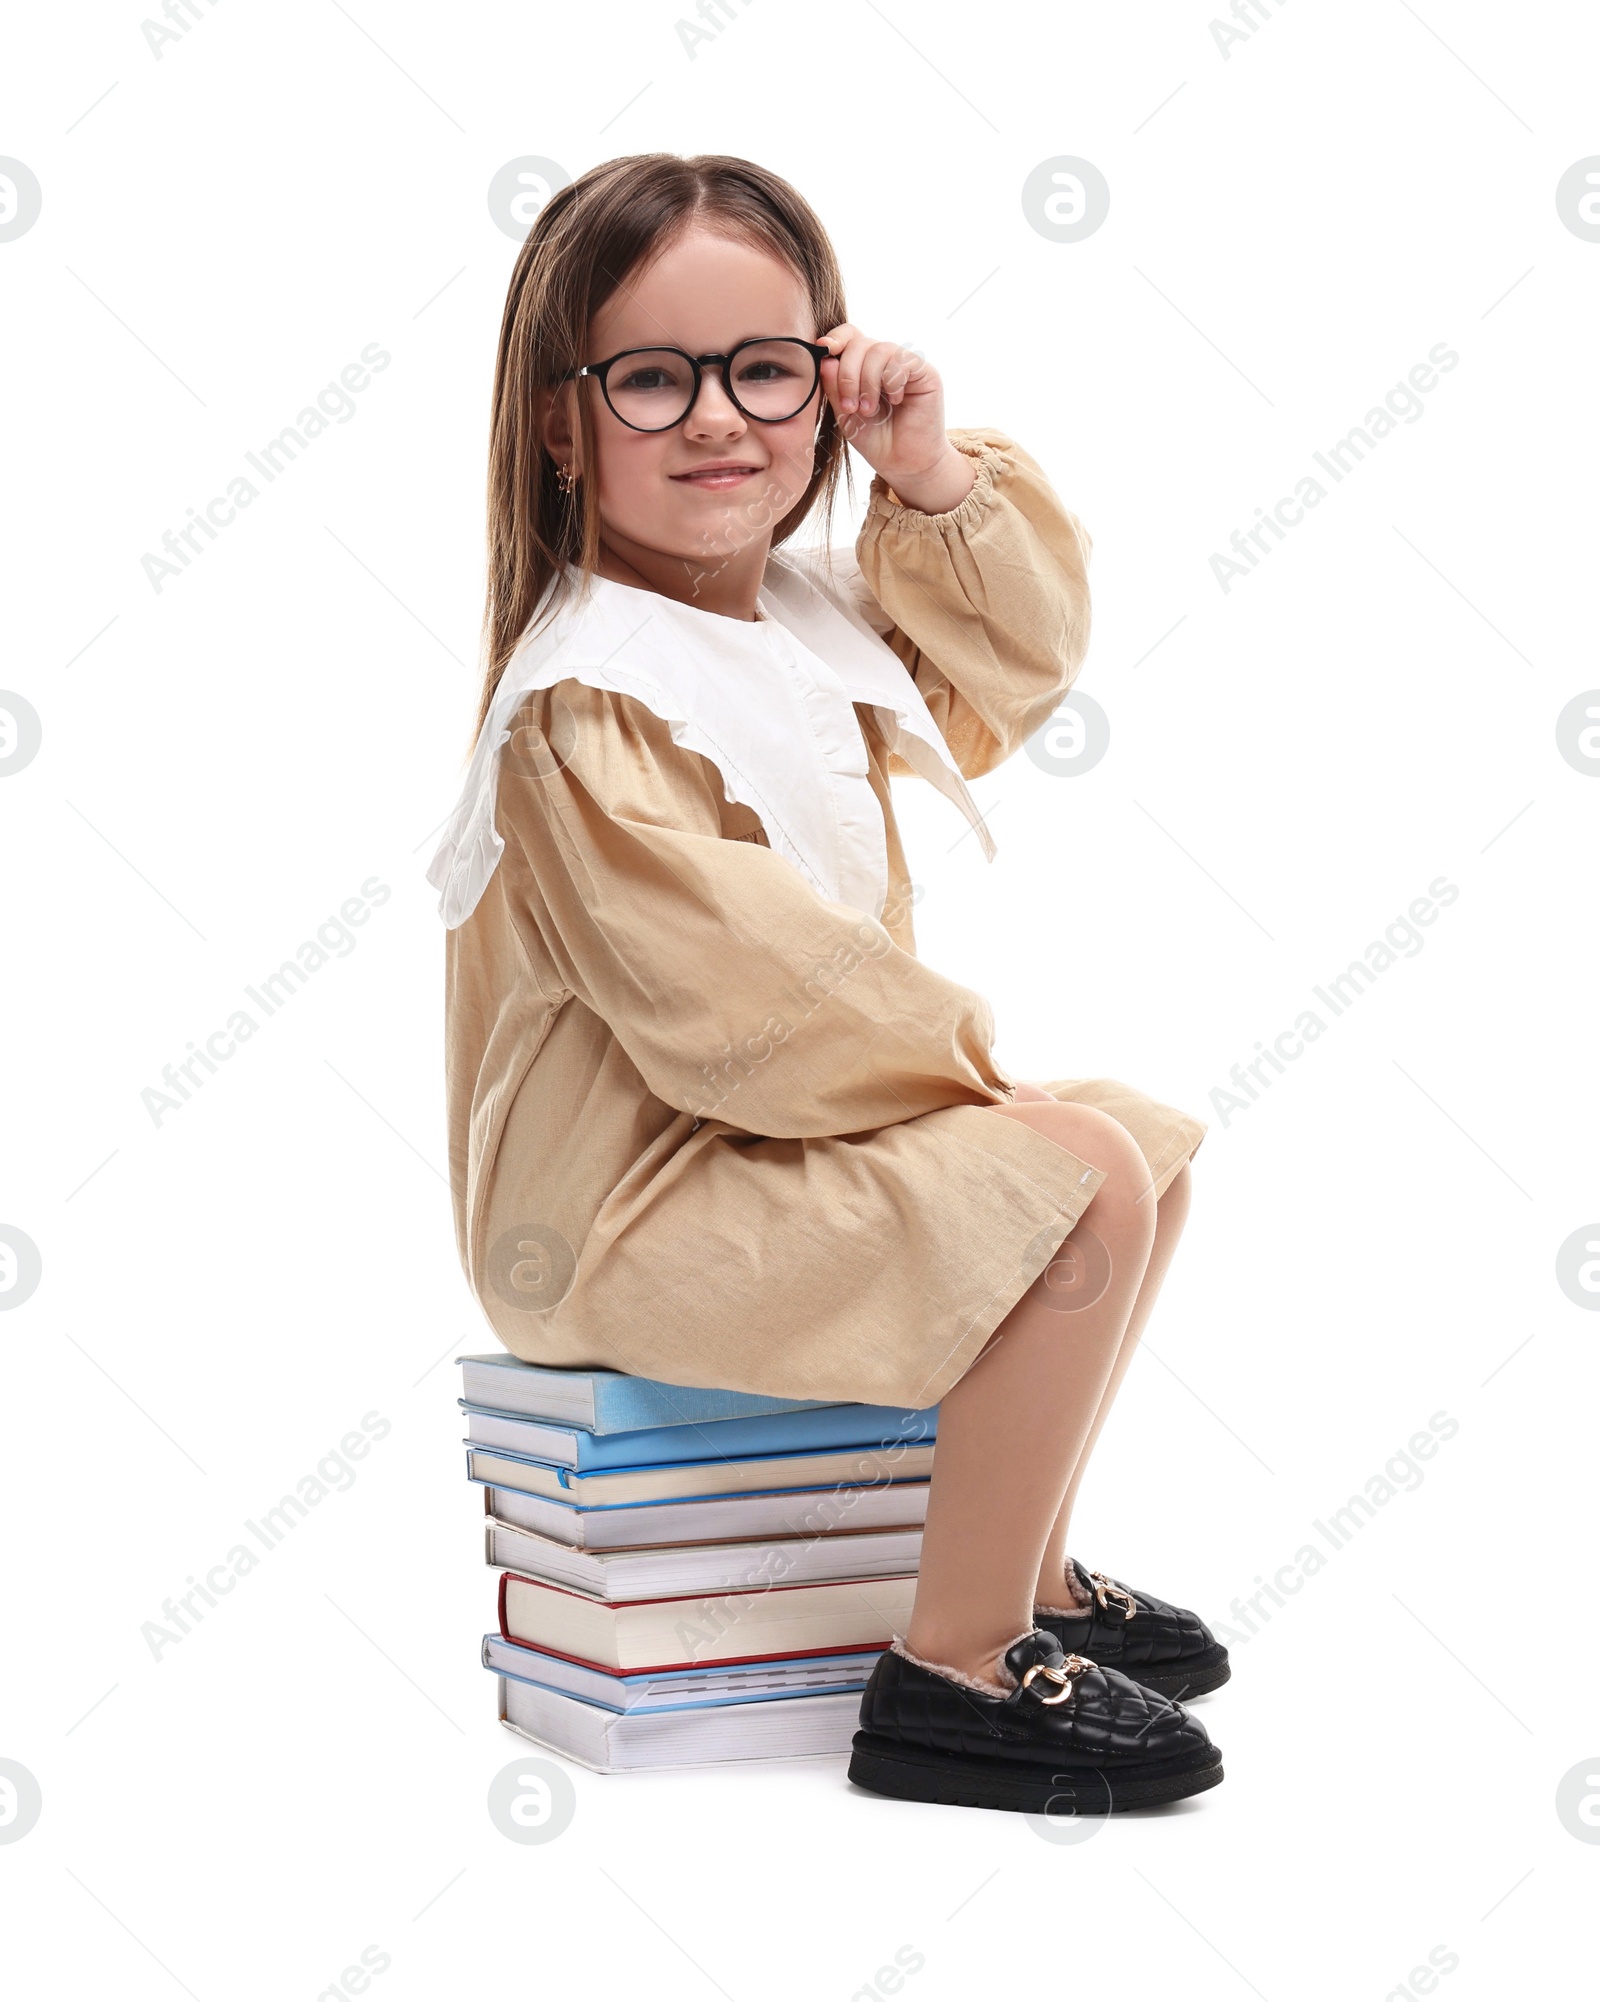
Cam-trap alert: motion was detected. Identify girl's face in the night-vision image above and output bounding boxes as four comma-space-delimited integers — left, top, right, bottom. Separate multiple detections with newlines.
544, 228, 824, 586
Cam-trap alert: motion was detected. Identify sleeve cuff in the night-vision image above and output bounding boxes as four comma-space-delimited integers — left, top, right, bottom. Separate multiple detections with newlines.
863, 427, 1016, 536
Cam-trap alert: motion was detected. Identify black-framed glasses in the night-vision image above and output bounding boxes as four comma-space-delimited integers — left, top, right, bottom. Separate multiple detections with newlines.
558, 336, 830, 433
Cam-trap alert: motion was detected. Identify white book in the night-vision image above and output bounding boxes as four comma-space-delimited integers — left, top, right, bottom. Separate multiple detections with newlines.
482, 1633, 881, 1712
468, 1440, 935, 1506
496, 1670, 862, 1773
485, 1516, 924, 1601
482, 1479, 931, 1550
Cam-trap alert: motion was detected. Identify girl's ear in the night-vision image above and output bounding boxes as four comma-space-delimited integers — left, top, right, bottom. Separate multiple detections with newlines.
536, 380, 577, 465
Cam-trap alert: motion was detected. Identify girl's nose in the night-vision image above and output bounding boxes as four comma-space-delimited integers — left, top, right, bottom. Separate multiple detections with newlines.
683, 365, 747, 433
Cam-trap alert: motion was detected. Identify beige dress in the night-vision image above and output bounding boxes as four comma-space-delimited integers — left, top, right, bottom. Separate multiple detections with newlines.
437, 428, 1206, 1409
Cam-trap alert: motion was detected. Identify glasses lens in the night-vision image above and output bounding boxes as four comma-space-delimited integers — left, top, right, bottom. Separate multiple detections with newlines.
726, 339, 818, 421
604, 349, 698, 430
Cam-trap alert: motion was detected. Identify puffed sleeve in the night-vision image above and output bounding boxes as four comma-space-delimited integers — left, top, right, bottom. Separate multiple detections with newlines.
495, 678, 1021, 1139
841, 426, 1093, 779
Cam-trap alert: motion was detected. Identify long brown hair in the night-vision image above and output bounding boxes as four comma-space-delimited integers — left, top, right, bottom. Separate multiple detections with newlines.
476, 152, 854, 743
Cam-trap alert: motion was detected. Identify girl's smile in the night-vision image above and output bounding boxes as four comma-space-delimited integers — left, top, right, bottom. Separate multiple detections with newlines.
668, 460, 766, 490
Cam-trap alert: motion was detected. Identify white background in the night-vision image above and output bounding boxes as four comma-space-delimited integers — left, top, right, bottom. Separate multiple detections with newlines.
2, 0, 1597, 1995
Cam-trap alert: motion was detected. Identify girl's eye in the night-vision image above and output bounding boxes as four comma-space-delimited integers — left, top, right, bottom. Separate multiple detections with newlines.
611, 351, 693, 397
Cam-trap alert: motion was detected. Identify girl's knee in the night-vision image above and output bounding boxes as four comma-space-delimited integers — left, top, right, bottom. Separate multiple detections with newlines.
1002, 1100, 1156, 1249
1038, 1102, 1148, 1192
1061, 1111, 1158, 1252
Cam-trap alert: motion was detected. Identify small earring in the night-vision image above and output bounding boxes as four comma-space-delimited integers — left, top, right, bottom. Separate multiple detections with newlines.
557, 461, 579, 496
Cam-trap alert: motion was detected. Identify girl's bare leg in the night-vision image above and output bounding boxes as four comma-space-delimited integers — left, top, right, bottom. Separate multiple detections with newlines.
902, 1101, 1158, 1688
1032, 1160, 1193, 1608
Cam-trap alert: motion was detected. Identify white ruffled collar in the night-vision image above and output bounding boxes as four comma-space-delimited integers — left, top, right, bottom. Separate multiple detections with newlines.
426, 549, 996, 929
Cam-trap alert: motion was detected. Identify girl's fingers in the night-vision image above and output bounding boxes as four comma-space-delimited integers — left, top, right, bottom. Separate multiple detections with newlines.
854, 345, 919, 435
843, 344, 892, 423
872, 348, 916, 414
855, 349, 882, 418
834, 342, 866, 413
820, 326, 882, 414
883, 350, 916, 403
817, 327, 931, 436
817, 325, 855, 407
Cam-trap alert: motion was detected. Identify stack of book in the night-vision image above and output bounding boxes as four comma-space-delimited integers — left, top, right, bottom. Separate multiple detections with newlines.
457, 1353, 937, 1773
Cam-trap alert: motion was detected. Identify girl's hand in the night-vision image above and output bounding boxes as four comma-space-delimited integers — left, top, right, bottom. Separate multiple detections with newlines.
817, 323, 976, 514
1010, 1081, 1057, 1103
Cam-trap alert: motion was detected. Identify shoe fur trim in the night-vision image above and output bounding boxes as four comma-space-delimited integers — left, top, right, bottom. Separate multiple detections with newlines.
889, 1626, 1037, 1697
1049, 1558, 1095, 1612
1034, 1602, 1085, 1619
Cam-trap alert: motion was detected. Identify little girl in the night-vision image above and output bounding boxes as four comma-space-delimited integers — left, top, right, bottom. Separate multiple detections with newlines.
429, 152, 1225, 1814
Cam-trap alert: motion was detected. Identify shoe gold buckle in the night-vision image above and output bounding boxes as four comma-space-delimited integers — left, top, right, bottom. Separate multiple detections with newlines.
1090, 1571, 1137, 1622
1019, 1653, 1096, 1705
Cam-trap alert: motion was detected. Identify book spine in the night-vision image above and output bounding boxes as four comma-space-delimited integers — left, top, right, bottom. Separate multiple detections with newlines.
588, 1381, 836, 1434
500, 1633, 888, 1677
570, 1405, 939, 1471
562, 1453, 935, 1501
501, 1567, 916, 1610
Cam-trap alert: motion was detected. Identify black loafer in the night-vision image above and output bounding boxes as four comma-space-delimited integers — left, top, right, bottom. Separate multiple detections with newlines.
848, 1628, 1223, 1814
1033, 1558, 1230, 1699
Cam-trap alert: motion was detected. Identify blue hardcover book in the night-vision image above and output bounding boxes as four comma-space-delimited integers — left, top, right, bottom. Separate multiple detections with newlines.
456, 1353, 851, 1433
459, 1399, 937, 1469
